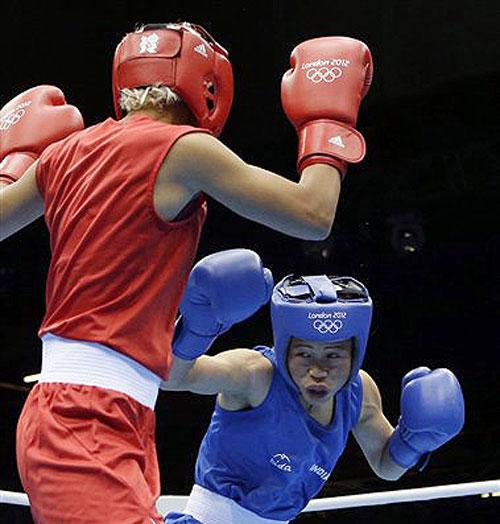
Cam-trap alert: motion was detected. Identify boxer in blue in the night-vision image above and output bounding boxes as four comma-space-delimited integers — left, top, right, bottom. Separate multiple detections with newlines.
161, 249, 465, 524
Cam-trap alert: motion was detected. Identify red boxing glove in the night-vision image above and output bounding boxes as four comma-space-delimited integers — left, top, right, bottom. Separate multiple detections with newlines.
0, 85, 84, 185
281, 37, 373, 177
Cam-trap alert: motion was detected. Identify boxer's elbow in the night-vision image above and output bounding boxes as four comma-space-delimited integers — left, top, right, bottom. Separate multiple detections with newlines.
375, 467, 406, 481
304, 224, 331, 241
314, 214, 334, 240
301, 205, 335, 240
160, 376, 187, 391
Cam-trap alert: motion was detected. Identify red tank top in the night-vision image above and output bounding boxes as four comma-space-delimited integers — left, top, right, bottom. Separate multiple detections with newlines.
36, 115, 207, 378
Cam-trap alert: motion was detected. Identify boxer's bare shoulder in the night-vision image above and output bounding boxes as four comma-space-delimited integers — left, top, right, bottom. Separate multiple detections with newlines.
217, 348, 274, 410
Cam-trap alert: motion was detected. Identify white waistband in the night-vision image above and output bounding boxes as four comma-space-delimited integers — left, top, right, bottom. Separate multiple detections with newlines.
40, 333, 161, 409
184, 485, 288, 524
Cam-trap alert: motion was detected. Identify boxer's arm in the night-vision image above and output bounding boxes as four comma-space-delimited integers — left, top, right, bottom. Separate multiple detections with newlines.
155, 132, 340, 240
352, 370, 407, 481
162, 348, 272, 404
0, 163, 44, 241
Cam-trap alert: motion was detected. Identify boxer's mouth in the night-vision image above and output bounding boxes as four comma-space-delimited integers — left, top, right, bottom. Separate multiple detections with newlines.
306, 385, 329, 399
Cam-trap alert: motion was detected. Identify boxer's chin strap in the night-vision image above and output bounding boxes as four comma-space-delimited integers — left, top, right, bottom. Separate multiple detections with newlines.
302, 275, 338, 303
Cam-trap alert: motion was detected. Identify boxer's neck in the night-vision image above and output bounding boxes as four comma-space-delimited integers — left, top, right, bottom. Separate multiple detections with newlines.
122, 104, 195, 126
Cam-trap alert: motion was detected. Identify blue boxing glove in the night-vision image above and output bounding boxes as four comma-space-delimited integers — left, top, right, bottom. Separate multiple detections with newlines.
173, 249, 274, 360
389, 367, 465, 469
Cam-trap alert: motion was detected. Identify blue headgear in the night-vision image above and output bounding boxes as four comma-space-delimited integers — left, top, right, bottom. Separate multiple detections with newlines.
271, 275, 373, 391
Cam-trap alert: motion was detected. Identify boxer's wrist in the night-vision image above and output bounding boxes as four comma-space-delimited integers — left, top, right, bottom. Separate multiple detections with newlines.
299, 155, 346, 178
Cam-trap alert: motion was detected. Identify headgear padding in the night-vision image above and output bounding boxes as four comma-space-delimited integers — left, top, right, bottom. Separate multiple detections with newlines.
271, 275, 373, 391
112, 23, 234, 136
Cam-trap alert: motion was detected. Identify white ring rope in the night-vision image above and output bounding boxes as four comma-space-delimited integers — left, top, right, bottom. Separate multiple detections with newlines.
302, 480, 500, 512
0, 490, 29, 506
1, 480, 498, 514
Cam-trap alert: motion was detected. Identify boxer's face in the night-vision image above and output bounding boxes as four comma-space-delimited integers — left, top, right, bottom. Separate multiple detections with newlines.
287, 338, 352, 406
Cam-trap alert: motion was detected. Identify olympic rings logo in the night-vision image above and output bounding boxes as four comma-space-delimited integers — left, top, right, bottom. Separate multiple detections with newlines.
312, 319, 343, 334
0, 109, 26, 131
139, 33, 160, 54
305, 67, 343, 84
0, 101, 31, 131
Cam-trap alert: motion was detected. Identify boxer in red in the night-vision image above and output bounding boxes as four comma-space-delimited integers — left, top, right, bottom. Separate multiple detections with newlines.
0, 24, 373, 523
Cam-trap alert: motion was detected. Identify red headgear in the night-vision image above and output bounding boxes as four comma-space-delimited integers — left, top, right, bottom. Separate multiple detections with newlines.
112, 23, 234, 136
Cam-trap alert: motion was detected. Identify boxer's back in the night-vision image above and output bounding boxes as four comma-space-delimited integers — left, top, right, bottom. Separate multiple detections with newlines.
36, 115, 207, 377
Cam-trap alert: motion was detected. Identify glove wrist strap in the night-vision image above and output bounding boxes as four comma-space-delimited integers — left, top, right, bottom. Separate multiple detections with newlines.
388, 426, 422, 469
0, 152, 37, 184
172, 316, 219, 361
297, 120, 366, 176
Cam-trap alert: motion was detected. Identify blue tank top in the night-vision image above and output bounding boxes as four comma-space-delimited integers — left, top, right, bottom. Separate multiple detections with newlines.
194, 347, 363, 521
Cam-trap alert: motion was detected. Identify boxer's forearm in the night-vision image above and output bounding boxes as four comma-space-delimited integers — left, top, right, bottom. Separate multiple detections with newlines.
161, 349, 263, 398
219, 162, 341, 241
0, 165, 44, 241
160, 355, 196, 391
375, 438, 408, 480
353, 370, 406, 481
355, 425, 406, 481
161, 351, 243, 395
164, 132, 340, 240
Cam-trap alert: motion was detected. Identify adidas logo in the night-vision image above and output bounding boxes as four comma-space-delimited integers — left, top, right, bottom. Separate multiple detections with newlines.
328, 135, 345, 148
194, 43, 208, 58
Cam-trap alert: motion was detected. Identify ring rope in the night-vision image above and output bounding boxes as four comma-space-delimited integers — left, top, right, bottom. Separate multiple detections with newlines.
1, 480, 498, 513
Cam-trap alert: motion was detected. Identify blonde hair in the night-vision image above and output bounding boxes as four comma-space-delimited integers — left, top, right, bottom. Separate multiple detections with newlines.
135, 21, 202, 37
119, 84, 183, 114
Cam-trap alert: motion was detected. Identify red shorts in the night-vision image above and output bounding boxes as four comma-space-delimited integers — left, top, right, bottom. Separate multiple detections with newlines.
16, 383, 164, 524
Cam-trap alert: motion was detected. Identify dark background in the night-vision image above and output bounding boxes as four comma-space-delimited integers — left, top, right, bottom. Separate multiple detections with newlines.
1, 1, 499, 522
